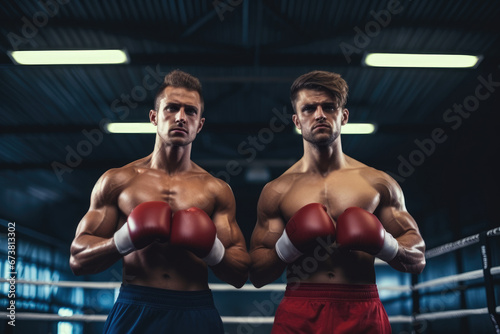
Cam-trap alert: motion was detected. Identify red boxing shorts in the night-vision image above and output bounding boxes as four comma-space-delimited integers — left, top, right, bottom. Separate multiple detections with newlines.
272, 283, 391, 334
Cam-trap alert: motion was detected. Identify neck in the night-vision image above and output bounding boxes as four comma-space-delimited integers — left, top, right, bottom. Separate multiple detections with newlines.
150, 138, 192, 174
301, 139, 346, 175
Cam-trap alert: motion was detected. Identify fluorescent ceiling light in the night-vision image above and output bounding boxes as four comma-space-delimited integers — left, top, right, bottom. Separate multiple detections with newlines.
109, 122, 376, 135
295, 123, 376, 135
363, 53, 481, 68
342, 123, 376, 134
106, 122, 156, 134
8, 49, 129, 65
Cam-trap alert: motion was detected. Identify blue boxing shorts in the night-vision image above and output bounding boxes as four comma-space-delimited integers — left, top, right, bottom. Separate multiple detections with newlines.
103, 284, 224, 334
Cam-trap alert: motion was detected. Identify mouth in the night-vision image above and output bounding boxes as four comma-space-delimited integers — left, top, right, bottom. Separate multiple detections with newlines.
170, 127, 188, 134
313, 124, 331, 130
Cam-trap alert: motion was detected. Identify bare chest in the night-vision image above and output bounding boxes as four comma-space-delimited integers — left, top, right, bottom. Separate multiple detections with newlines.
118, 172, 216, 216
280, 173, 380, 221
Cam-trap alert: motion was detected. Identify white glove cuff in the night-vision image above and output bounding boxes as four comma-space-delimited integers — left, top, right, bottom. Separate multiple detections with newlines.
203, 236, 225, 266
376, 230, 399, 262
114, 223, 136, 256
275, 230, 303, 264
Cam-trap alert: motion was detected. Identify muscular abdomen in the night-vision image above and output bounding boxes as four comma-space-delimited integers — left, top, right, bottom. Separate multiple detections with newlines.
123, 243, 210, 290
287, 250, 376, 284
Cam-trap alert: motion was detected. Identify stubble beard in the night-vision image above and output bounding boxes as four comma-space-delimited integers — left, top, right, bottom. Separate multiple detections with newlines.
158, 130, 194, 148
303, 128, 340, 148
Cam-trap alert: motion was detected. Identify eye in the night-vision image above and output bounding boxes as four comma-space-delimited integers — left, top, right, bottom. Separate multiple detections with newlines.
302, 105, 316, 113
323, 104, 336, 112
165, 104, 180, 112
185, 107, 198, 115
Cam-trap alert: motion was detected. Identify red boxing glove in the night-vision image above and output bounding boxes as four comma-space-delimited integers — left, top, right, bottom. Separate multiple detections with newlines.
171, 207, 225, 266
275, 203, 336, 263
114, 201, 172, 255
336, 207, 398, 262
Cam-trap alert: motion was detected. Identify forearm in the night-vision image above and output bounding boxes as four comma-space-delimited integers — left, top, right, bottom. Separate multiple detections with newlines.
211, 246, 251, 288
389, 232, 426, 274
249, 247, 287, 288
70, 235, 122, 276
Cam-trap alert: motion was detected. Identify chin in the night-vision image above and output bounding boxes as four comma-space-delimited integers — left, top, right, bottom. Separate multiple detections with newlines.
305, 133, 337, 146
170, 140, 190, 147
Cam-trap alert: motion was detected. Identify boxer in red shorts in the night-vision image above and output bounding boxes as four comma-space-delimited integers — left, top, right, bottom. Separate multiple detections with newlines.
249, 71, 426, 333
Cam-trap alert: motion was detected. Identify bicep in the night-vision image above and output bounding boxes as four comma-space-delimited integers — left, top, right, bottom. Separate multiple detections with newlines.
70, 201, 120, 259
375, 175, 422, 240
250, 216, 284, 251
250, 186, 286, 251
75, 205, 120, 239
374, 174, 426, 271
377, 205, 419, 239
74, 172, 121, 240
211, 183, 247, 249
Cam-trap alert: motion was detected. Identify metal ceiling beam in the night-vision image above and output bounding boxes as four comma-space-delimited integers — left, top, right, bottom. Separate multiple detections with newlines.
0, 158, 297, 170
180, 5, 219, 38
241, 0, 250, 47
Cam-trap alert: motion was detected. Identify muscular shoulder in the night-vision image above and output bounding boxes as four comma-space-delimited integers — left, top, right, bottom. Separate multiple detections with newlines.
269, 172, 296, 193
208, 174, 234, 199
257, 174, 293, 218
357, 166, 405, 208
257, 160, 309, 213
91, 166, 137, 207
190, 165, 235, 203
198, 174, 237, 216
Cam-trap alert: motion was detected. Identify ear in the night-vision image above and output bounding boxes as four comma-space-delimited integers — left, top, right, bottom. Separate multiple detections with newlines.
149, 109, 158, 125
292, 114, 301, 130
196, 117, 205, 133
341, 108, 349, 125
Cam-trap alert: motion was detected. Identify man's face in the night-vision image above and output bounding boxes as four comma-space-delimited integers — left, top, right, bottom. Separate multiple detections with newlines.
292, 89, 349, 147
150, 86, 204, 147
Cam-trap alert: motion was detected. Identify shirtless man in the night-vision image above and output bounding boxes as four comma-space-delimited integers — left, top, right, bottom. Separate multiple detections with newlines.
70, 70, 250, 333
249, 71, 426, 333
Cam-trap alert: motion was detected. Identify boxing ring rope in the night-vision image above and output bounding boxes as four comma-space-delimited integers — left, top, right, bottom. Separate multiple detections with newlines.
424, 226, 500, 260
409, 226, 500, 333
3, 264, 499, 294
1, 227, 499, 330
2, 265, 499, 324
3, 308, 500, 324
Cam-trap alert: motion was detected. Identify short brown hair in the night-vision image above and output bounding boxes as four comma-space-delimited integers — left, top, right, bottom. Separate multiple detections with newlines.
290, 71, 348, 112
154, 70, 204, 113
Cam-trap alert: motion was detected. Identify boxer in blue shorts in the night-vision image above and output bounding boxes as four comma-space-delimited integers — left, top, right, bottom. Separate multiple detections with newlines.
70, 70, 250, 333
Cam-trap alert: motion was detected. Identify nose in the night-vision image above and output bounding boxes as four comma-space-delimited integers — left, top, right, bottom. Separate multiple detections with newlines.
175, 107, 186, 124
314, 106, 326, 121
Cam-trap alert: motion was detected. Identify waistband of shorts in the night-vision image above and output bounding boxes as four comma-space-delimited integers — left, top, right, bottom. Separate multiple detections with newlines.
116, 284, 215, 308
284, 283, 379, 300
